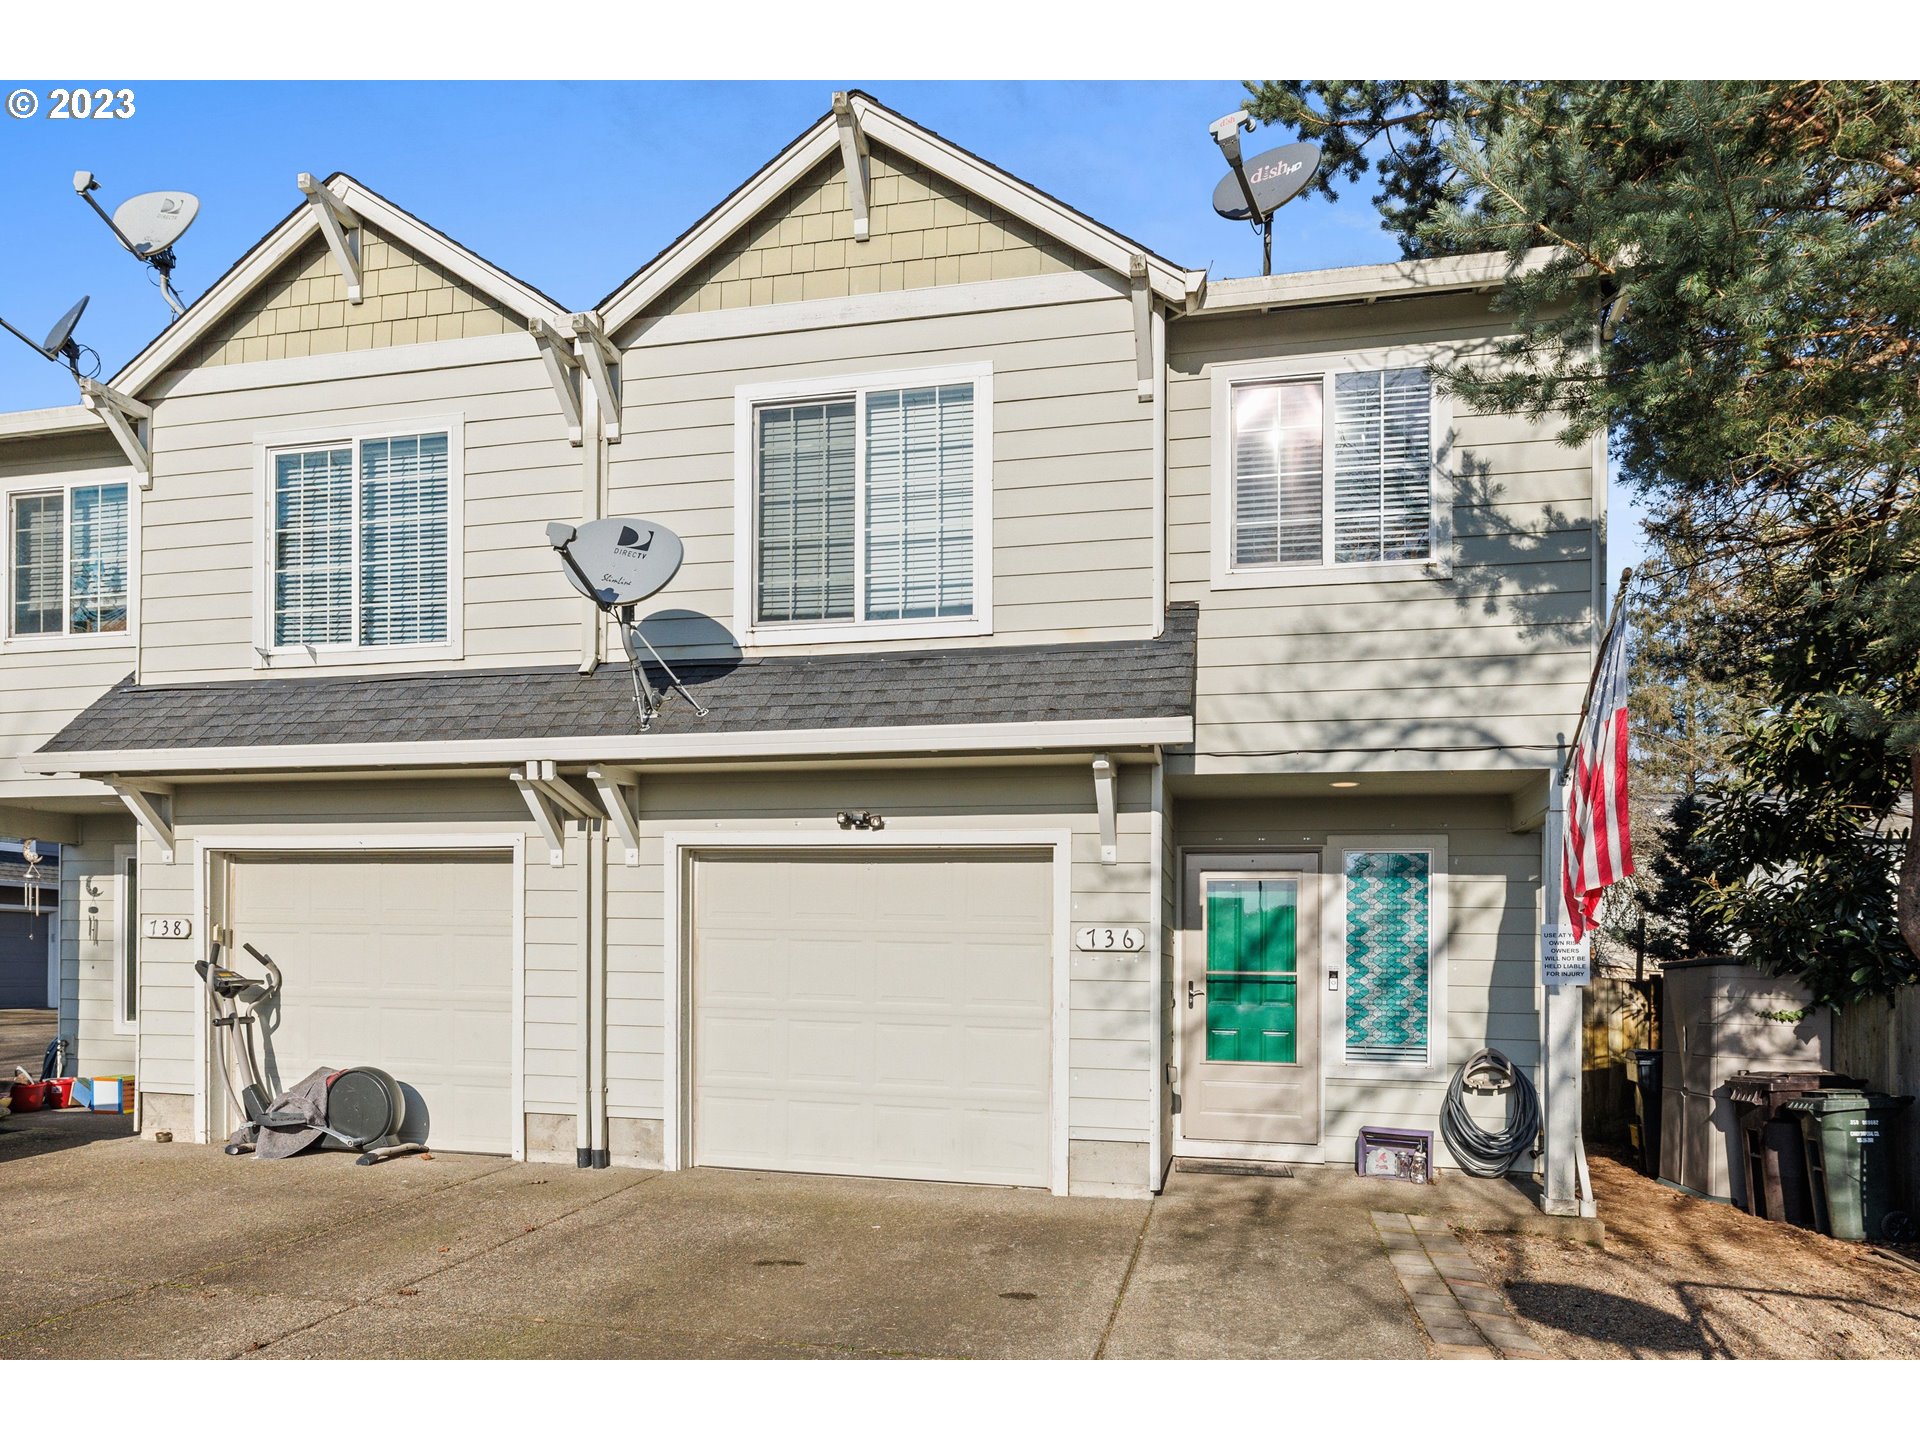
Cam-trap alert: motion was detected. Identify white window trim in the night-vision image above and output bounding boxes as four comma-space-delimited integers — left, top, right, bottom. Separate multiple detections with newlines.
112, 844, 137, 1036
1320, 833, 1450, 1083
251, 414, 466, 669
731, 362, 993, 649
1209, 345, 1456, 590
0, 466, 139, 654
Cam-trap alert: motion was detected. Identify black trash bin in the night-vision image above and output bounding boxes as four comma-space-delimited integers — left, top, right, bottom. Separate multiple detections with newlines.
1725, 1070, 1853, 1228
1783, 1090, 1916, 1244
1629, 1048, 1663, 1176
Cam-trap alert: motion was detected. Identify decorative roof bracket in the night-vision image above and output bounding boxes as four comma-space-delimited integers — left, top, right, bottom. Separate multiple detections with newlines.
832, 91, 872, 243
296, 173, 363, 304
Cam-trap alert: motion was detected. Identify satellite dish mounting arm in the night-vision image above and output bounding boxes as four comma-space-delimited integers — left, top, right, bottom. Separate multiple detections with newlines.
1209, 110, 1276, 276
546, 524, 709, 730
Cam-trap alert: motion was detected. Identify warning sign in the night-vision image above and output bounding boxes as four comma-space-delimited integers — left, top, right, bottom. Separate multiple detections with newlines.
1542, 925, 1590, 988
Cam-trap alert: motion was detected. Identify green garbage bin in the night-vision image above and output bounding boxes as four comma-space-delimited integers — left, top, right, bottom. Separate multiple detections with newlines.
1782, 1091, 1914, 1243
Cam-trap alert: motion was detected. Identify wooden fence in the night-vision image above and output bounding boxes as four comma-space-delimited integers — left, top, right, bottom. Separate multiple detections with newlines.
1583, 977, 1658, 1144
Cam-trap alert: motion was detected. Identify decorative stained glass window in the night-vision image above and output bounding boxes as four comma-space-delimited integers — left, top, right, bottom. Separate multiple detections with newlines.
1343, 850, 1431, 1065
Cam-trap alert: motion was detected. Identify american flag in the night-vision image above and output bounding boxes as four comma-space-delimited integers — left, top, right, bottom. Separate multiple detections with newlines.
1563, 609, 1634, 939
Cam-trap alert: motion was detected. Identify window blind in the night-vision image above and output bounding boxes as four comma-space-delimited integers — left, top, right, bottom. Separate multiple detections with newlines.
1231, 379, 1323, 566
756, 400, 855, 623
865, 383, 974, 620
1333, 367, 1432, 563
359, 432, 449, 646
273, 446, 353, 646
10, 492, 64, 637
1343, 850, 1432, 1065
69, 482, 129, 634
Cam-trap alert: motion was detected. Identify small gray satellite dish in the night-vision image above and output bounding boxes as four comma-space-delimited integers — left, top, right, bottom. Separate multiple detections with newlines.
41, 296, 89, 362
550, 517, 685, 608
112, 191, 200, 257
1212, 142, 1322, 222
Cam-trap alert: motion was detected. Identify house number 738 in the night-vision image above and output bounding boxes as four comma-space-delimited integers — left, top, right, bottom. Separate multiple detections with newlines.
144, 917, 193, 939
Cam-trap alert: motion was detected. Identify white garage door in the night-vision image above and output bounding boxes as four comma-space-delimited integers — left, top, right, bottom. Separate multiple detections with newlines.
692, 852, 1054, 1187
226, 853, 514, 1155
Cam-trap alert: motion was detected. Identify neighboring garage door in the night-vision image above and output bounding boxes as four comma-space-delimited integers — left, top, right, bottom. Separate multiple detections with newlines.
0, 909, 51, 1009
692, 852, 1054, 1187
226, 853, 513, 1155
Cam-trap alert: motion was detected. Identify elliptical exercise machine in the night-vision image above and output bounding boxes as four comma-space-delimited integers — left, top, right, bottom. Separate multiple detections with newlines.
196, 941, 427, 1165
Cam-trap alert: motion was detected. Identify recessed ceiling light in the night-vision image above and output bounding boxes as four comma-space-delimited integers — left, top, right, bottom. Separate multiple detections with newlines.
1330, 781, 1359, 789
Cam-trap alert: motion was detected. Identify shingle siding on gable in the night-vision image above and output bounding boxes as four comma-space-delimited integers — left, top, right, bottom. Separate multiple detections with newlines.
650, 145, 1095, 318
175, 227, 524, 372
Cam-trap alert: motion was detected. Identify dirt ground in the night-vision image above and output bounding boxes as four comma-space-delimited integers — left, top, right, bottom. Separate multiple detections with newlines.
1463, 1149, 1920, 1358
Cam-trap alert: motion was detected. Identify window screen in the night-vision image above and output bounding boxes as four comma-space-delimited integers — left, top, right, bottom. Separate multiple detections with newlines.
756, 400, 856, 624
1343, 850, 1432, 1065
69, 483, 129, 634
272, 446, 353, 645
359, 432, 449, 646
10, 492, 65, 636
864, 383, 974, 620
1231, 379, 1323, 566
1333, 367, 1432, 563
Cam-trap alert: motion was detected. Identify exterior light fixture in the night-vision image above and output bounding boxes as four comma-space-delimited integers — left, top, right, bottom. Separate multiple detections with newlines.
1329, 781, 1359, 789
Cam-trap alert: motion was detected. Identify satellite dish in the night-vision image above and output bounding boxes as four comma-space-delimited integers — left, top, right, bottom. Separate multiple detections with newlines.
1212, 142, 1322, 222
41, 295, 89, 362
551, 517, 686, 607
111, 191, 200, 257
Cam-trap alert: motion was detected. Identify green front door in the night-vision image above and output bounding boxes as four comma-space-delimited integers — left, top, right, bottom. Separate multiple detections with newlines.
1182, 856, 1321, 1145
1204, 876, 1300, 1064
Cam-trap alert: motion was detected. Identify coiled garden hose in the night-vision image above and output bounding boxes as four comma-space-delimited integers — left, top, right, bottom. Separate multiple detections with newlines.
1441, 1047, 1541, 1178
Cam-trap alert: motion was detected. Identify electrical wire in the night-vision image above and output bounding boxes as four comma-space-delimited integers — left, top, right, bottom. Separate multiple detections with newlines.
1440, 1047, 1541, 1178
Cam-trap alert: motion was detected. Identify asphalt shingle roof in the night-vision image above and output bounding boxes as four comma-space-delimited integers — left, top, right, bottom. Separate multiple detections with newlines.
41, 604, 1196, 756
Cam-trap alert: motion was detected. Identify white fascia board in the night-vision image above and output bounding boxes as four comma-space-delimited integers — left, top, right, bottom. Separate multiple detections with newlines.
0, 406, 103, 441
113, 176, 568, 400
597, 95, 1203, 336
1195, 246, 1562, 315
26, 715, 1195, 778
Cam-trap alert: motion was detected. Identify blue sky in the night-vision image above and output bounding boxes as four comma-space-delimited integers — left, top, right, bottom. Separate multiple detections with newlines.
0, 79, 1642, 572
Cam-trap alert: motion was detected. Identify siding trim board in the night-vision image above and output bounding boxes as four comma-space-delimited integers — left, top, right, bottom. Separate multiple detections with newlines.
660, 827, 1075, 1194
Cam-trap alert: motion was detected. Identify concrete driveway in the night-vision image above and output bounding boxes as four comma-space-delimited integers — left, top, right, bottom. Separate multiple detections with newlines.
0, 1115, 1584, 1359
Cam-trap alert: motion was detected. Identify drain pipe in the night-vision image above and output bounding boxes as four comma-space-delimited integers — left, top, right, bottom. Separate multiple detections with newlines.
589, 814, 610, 1168
576, 824, 592, 1168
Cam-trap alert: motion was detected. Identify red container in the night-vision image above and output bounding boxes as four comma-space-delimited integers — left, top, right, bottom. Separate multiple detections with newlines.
8, 1081, 48, 1112
47, 1077, 75, 1108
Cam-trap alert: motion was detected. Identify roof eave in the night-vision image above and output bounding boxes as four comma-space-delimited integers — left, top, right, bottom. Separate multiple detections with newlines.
1190, 246, 1562, 316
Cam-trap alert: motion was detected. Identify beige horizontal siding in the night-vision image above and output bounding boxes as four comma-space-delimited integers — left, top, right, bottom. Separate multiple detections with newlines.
1168, 296, 1599, 771
613, 291, 1157, 651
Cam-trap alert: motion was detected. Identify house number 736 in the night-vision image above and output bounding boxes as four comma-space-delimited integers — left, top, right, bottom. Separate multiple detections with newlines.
1075, 926, 1144, 953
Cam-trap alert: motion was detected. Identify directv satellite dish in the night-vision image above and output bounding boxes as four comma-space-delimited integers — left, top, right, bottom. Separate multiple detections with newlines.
112, 191, 199, 257
75, 172, 198, 320
550, 517, 686, 607
42, 296, 89, 364
546, 518, 707, 731
1212, 142, 1322, 222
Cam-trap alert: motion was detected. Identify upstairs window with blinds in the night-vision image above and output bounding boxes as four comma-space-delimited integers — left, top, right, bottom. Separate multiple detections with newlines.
8, 480, 130, 639
1229, 366, 1434, 571
269, 430, 450, 650
753, 380, 979, 630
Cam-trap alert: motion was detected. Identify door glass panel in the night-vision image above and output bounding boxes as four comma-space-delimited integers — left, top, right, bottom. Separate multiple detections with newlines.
1204, 876, 1299, 1064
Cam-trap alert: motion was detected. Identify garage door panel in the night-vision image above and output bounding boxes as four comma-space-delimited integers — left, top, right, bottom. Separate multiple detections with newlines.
230, 854, 513, 1156
693, 853, 1053, 1188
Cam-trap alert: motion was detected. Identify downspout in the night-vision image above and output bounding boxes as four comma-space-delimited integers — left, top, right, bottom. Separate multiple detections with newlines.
1147, 748, 1167, 1189
1150, 304, 1168, 638
590, 813, 610, 1167
575, 825, 592, 1167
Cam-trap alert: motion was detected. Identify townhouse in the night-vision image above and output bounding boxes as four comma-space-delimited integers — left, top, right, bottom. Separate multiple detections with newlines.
0, 93, 1602, 1198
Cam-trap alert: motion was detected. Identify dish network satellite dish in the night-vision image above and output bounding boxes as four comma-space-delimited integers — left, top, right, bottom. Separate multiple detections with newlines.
547, 518, 708, 731
1208, 111, 1322, 276
74, 172, 201, 320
